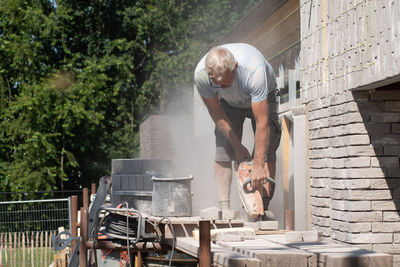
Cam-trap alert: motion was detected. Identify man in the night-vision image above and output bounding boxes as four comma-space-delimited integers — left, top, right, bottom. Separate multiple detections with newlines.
194, 43, 281, 215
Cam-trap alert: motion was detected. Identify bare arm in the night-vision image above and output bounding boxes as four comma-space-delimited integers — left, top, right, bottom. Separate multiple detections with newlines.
202, 94, 251, 162
251, 98, 270, 187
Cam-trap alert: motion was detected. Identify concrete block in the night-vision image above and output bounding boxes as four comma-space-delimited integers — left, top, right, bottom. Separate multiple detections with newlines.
222, 210, 241, 220
244, 222, 260, 231
200, 207, 221, 220
112, 159, 143, 174
258, 220, 278, 231
285, 231, 320, 243
215, 233, 245, 242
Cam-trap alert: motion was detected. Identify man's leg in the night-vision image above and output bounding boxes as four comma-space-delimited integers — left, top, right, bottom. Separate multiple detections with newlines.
215, 161, 232, 210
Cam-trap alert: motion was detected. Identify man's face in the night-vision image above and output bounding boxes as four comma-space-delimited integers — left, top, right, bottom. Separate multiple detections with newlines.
211, 63, 237, 89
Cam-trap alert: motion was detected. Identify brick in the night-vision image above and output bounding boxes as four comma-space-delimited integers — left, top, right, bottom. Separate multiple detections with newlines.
372, 222, 400, 232
310, 178, 330, 188
348, 233, 393, 244
310, 168, 331, 178
331, 210, 382, 222
311, 206, 331, 218
335, 102, 360, 115
372, 200, 400, 211
373, 244, 400, 254
310, 148, 332, 159
310, 159, 331, 168
346, 145, 382, 157
331, 147, 348, 158
357, 100, 385, 112
331, 112, 364, 126
332, 168, 385, 179
352, 91, 370, 100
395, 233, 400, 243
371, 112, 400, 122
331, 221, 372, 233
310, 128, 335, 140
309, 138, 333, 149
330, 179, 371, 190
332, 135, 371, 148
365, 123, 391, 136
331, 200, 371, 211
385, 101, 400, 112
310, 197, 331, 207
370, 179, 391, 189
371, 156, 399, 168
387, 168, 400, 177
335, 123, 368, 136
310, 187, 331, 197
372, 134, 400, 145
332, 157, 370, 168
311, 215, 330, 227
349, 190, 392, 200
395, 188, 400, 198
384, 145, 400, 155
383, 211, 400, 221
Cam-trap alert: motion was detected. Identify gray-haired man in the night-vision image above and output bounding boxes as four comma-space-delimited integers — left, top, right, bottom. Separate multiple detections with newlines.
194, 43, 281, 216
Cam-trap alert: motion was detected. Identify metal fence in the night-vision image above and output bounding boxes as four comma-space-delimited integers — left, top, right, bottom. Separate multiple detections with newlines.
0, 198, 70, 233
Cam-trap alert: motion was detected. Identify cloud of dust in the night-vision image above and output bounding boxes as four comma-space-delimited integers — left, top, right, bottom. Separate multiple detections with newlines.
158, 86, 254, 216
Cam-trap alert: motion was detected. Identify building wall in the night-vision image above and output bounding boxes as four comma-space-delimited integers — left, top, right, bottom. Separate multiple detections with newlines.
300, 0, 400, 98
301, 0, 400, 262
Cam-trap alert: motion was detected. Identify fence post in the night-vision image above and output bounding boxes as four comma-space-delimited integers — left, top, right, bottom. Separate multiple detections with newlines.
71, 196, 78, 250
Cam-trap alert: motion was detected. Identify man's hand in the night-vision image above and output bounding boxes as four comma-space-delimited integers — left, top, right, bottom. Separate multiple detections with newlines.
233, 143, 251, 163
251, 165, 268, 188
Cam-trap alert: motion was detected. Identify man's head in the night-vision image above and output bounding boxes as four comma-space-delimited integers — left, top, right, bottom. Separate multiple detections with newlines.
205, 47, 237, 89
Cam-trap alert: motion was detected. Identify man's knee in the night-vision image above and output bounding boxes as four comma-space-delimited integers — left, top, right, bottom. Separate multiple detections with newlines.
215, 160, 232, 169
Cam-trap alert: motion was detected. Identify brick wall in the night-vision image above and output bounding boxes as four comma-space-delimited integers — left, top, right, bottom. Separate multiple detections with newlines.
300, 0, 400, 98
307, 88, 400, 260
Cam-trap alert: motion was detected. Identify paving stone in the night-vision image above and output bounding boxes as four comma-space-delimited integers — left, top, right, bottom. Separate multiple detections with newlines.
285, 231, 320, 243
211, 227, 256, 242
219, 238, 316, 267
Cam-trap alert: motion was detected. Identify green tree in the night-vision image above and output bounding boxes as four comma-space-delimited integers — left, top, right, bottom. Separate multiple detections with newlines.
0, 0, 257, 199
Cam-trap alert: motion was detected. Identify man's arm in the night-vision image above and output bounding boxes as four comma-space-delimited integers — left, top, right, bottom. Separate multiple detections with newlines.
202, 94, 251, 162
251, 98, 269, 187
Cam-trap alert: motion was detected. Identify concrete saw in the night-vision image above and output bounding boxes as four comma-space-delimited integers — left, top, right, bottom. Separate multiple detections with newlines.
235, 161, 275, 219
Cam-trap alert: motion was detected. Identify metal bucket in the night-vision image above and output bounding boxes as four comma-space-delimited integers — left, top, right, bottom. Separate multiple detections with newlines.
152, 176, 193, 217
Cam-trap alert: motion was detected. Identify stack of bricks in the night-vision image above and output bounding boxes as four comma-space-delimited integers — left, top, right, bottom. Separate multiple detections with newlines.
307, 88, 400, 263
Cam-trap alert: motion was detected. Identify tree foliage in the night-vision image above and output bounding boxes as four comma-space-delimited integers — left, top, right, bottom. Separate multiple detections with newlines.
0, 0, 257, 199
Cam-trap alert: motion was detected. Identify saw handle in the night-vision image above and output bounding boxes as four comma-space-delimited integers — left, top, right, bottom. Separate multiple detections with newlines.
242, 177, 276, 194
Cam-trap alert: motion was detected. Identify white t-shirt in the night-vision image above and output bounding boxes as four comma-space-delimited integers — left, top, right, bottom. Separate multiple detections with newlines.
194, 43, 277, 109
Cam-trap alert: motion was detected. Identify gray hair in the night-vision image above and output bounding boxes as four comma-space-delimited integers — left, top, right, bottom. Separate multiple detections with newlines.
205, 47, 236, 82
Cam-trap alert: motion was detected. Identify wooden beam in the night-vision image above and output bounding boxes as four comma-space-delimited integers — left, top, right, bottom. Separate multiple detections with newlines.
282, 116, 291, 227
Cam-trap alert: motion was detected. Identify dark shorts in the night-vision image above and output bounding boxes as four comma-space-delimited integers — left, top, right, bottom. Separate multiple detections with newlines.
215, 89, 281, 163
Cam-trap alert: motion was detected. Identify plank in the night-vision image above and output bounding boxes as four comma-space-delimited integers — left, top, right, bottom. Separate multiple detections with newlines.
44, 231, 48, 267
31, 232, 34, 267
40, 232, 43, 266
22, 232, 25, 265
282, 116, 291, 229
13, 232, 16, 266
